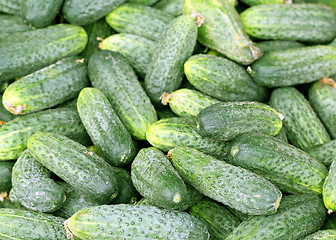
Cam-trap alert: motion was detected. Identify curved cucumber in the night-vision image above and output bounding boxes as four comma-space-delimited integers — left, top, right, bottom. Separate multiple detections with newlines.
0, 15, 31, 37
306, 140, 336, 167
0, 161, 14, 192
256, 40, 305, 53
302, 230, 336, 240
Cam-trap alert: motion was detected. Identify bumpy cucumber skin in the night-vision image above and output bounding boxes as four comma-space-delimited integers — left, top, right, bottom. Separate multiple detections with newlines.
0, 0, 20, 15
189, 198, 241, 239
88, 51, 157, 140
241, 4, 336, 43
106, 3, 174, 41
0, 15, 31, 37
225, 194, 327, 240
229, 133, 328, 194
0, 161, 14, 192
131, 147, 188, 210
112, 167, 139, 204
153, 0, 183, 16
240, 0, 285, 6
145, 15, 197, 105
183, 0, 263, 65
269, 87, 330, 150
197, 102, 282, 141
306, 140, 336, 167
77, 88, 136, 167
146, 117, 230, 160
256, 40, 305, 53
10, 150, 66, 213
184, 54, 269, 102
100, 33, 155, 78
2, 56, 89, 115
66, 204, 210, 240
0, 208, 67, 239
302, 230, 336, 240
323, 158, 336, 212
171, 147, 282, 215
27, 132, 119, 204
0, 108, 90, 160
250, 46, 336, 87
309, 81, 336, 139
0, 24, 88, 82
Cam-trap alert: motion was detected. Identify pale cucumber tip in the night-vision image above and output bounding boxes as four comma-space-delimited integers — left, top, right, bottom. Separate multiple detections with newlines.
230, 146, 239, 157
278, 112, 284, 121
160, 92, 173, 105
97, 37, 104, 49
190, 12, 204, 27
64, 219, 75, 240
274, 195, 282, 212
3, 99, 26, 115
328, 209, 334, 214
167, 149, 173, 160
0, 192, 8, 201
321, 77, 336, 89
173, 193, 182, 203
75, 58, 85, 63
0, 121, 6, 126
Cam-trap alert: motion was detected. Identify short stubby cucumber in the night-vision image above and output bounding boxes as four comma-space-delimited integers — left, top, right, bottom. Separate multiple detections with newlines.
256, 40, 304, 53
153, 0, 183, 16
302, 230, 336, 240
27, 132, 119, 204
171, 147, 282, 215
65, 204, 210, 239
0, 161, 14, 192
306, 140, 336, 167
323, 159, 336, 213
0, 15, 31, 37
197, 102, 283, 142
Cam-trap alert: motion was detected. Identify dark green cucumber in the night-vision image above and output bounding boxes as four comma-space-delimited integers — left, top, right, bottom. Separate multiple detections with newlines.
65, 204, 210, 239
156, 107, 177, 119
249, 45, 336, 87
256, 40, 305, 53
144, 15, 197, 105
303, 230, 336, 240
306, 140, 336, 167
106, 3, 174, 41
0, 24, 88, 82
77, 87, 136, 167
10, 150, 66, 213
269, 87, 330, 149
0, 15, 31, 37
153, 0, 183, 16
146, 117, 230, 160
229, 133, 328, 194
189, 198, 241, 239
27, 132, 119, 204
2, 56, 89, 115
0, 0, 20, 15
112, 167, 139, 204
171, 147, 282, 215
184, 54, 269, 102
240, 0, 289, 5
128, 0, 159, 5
183, 0, 263, 65
0, 108, 90, 160
309, 79, 336, 139
99, 33, 155, 78
197, 102, 283, 142
225, 194, 327, 240
88, 50, 157, 140
321, 213, 336, 230
0, 161, 14, 192
323, 158, 336, 213
63, 0, 126, 26
241, 4, 336, 43
20, 0, 63, 28
131, 147, 188, 210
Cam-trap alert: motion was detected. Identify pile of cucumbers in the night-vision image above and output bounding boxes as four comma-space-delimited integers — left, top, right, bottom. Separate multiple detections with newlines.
1, 0, 336, 239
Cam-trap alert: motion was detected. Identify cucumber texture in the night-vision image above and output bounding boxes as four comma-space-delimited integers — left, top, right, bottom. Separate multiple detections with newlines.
256, 40, 304, 53
302, 230, 336, 240
153, 0, 183, 16
306, 140, 336, 167
0, 15, 31, 37
0, 0, 21, 15
323, 158, 336, 213
0, 161, 14, 192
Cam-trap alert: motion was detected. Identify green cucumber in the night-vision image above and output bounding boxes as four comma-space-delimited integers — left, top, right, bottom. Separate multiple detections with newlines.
241, 4, 336, 43
0, 24, 88, 83
0, 108, 90, 160
106, 3, 174, 41
112, 167, 139, 204
99, 33, 155, 78
225, 194, 327, 240
240, 0, 289, 6
294, 0, 336, 10
229, 133, 328, 194
77, 87, 136, 167
275, 126, 288, 143
0, 197, 26, 210
88, 50, 157, 140
197, 102, 283, 142
249, 45, 336, 87
0, 94, 14, 122
10, 150, 66, 213
144, 15, 197, 105
153, 0, 183, 16
306, 140, 336, 167
127, 0, 159, 5
57, 97, 77, 109
189, 198, 241, 239
183, 0, 263, 65
269, 87, 330, 149
146, 117, 230, 160
3, 56, 89, 115
303, 230, 336, 240
256, 40, 305, 53
156, 107, 177, 119
0, 161, 14, 192
0, 15, 31, 37
323, 158, 336, 213
171, 147, 282, 215
65, 204, 210, 239
184, 54, 269, 102
0, 0, 20, 15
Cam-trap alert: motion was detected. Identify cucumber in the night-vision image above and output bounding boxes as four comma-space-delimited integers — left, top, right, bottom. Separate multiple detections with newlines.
229, 133, 328, 194
0, 15, 31, 37
241, 4, 336, 43
156, 107, 177, 119
306, 140, 336, 167
303, 230, 336, 240
65, 204, 210, 239
77, 87, 136, 167
2, 56, 89, 115
294, 0, 336, 10
275, 126, 288, 143
0, 108, 90, 160
0, 94, 14, 122
57, 97, 77, 109
256, 40, 305, 53
112, 167, 139, 204
128, 0, 159, 5
106, 3, 174, 41
0, 197, 26, 210
197, 102, 283, 142
144, 15, 197, 105
240, 0, 289, 6
88, 50, 157, 140
269, 87, 330, 149
153, 0, 183, 16
225, 194, 327, 240
183, 0, 263, 65
0, 24, 88, 83
249, 45, 336, 87
323, 158, 336, 213
10, 150, 66, 213
0, 0, 20, 15
189, 198, 241, 239
146, 117, 230, 160
184, 54, 269, 102
27, 132, 119, 204
0, 161, 14, 192
171, 147, 282, 215
20, 0, 63, 28
99, 33, 155, 78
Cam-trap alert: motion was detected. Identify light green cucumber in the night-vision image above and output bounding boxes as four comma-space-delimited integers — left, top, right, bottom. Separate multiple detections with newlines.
323, 159, 336, 213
